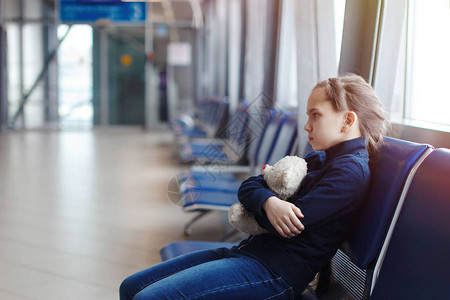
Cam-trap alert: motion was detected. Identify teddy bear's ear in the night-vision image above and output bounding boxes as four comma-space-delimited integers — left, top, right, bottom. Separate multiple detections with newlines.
263, 165, 272, 178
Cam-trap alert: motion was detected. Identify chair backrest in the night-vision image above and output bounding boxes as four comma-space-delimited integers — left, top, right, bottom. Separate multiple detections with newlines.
195, 97, 218, 124
217, 102, 250, 159
239, 110, 296, 173
370, 148, 450, 299
346, 137, 433, 267
199, 97, 229, 137
253, 113, 289, 169
322, 137, 433, 299
266, 114, 298, 166
243, 109, 279, 167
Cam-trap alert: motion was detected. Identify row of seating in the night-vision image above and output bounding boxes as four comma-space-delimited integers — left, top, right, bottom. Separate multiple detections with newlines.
177, 106, 300, 235
172, 96, 229, 141
172, 97, 230, 164
163, 120, 450, 299
177, 101, 249, 165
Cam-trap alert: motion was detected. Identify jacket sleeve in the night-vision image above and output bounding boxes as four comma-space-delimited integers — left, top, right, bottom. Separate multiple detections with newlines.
292, 157, 369, 229
238, 174, 276, 215
237, 175, 280, 235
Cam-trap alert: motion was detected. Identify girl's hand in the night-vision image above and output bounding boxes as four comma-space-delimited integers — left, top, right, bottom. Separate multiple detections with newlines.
262, 196, 305, 238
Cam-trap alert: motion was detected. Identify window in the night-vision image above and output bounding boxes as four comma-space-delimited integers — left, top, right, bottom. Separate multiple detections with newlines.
403, 0, 450, 129
58, 24, 93, 128
276, 0, 298, 109
6, 22, 45, 127
334, 0, 346, 67
276, 0, 345, 110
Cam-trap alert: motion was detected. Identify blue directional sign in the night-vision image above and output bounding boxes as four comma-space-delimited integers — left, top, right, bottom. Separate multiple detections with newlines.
78, 0, 122, 3
60, 0, 147, 23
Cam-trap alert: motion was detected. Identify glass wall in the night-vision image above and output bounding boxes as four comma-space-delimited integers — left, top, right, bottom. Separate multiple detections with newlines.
243, 0, 268, 104
58, 25, 93, 128
379, 0, 450, 132
4, 0, 59, 129
227, 0, 242, 112
404, 0, 450, 129
334, 0, 346, 67
3, 0, 448, 137
276, 0, 297, 110
6, 3, 46, 128
276, 0, 345, 110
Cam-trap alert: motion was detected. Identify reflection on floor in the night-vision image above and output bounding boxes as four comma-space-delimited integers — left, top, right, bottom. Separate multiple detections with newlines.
0, 127, 232, 299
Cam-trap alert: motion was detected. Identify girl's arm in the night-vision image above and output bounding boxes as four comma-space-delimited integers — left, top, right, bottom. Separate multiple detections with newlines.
238, 156, 369, 237
262, 196, 304, 238
237, 174, 274, 215
238, 175, 305, 238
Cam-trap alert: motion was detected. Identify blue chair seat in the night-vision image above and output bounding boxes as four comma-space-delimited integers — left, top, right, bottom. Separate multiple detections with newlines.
181, 176, 242, 194
182, 142, 225, 154
173, 125, 207, 139
178, 169, 239, 183
183, 190, 239, 211
180, 147, 229, 163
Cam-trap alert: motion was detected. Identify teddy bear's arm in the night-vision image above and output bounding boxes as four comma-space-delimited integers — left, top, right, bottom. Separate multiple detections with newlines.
228, 203, 268, 235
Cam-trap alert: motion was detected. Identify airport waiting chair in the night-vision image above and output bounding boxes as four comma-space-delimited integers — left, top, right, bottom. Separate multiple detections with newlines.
176, 108, 281, 190
172, 98, 212, 139
178, 102, 248, 164
180, 113, 298, 235
159, 137, 433, 300
299, 138, 433, 299
172, 97, 229, 142
162, 112, 298, 250
181, 113, 298, 194
370, 148, 450, 300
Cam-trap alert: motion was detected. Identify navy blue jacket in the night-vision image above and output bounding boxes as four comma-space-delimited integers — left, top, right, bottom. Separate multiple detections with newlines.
236, 137, 370, 293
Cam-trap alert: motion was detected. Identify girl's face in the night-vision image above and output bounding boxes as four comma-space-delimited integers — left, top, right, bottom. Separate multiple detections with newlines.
304, 87, 347, 151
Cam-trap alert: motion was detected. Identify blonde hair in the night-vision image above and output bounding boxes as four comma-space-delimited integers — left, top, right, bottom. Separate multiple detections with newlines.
314, 73, 388, 155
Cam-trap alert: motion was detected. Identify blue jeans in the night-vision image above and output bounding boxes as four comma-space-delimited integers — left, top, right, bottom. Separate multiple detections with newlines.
120, 247, 296, 300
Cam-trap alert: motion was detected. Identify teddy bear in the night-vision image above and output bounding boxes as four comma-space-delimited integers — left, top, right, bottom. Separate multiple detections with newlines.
228, 155, 308, 236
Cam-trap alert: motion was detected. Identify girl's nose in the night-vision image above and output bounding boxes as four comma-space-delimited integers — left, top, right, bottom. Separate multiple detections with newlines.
304, 120, 311, 132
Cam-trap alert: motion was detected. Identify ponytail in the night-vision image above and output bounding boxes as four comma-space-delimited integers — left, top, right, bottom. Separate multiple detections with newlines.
314, 73, 389, 155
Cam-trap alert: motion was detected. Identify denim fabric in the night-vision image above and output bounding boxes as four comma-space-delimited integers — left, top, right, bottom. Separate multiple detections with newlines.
120, 247, 296, 300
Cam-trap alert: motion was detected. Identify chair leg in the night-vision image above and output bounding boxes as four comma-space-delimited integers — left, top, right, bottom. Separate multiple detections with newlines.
184, 210, 211, 236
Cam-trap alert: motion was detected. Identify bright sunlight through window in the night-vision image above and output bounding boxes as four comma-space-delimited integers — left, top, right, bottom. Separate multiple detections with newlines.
406, 0, 450, 129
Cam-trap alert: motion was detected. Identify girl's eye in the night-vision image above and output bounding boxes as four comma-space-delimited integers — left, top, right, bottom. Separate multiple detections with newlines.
313, 113, 319, 118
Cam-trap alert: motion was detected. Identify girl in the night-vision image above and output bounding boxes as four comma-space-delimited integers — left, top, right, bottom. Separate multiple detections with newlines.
120, 73, 387, 299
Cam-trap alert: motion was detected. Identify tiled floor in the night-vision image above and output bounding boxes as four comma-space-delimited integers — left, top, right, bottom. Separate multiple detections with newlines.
0, 127, 230, 299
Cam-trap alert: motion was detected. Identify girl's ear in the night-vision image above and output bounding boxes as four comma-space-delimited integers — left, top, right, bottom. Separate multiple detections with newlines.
342, 111, 358, 132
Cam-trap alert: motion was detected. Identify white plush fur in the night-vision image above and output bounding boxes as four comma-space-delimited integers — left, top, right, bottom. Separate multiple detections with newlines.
228, 156, 308, 236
